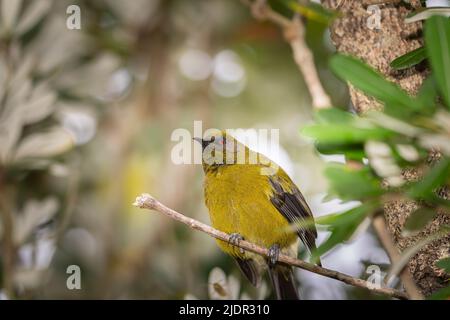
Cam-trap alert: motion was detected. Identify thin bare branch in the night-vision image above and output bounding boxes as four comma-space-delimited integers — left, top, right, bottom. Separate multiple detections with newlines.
133, 193, 409, 300
0, 180, 15, 298
372, 215, 424, 300
241, 0, 332, 109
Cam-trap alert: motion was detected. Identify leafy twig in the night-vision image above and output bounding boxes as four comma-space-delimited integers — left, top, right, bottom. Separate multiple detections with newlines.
241, 0, 331, 109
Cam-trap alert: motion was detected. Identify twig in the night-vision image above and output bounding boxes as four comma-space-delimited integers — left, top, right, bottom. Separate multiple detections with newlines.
241, 0, 332, 109
133, 193, 409, 300
372, 215, 424, 300
0, 175, 15, 298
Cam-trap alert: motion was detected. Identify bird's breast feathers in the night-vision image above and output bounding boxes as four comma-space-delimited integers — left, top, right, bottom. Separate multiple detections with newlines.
204, 164, 298, 257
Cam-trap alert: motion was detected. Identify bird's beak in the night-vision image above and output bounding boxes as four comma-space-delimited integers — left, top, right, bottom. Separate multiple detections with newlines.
192, 137, 203, 144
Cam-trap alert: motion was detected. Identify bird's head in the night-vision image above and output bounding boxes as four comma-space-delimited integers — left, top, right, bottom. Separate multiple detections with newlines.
193, 130, 249, 172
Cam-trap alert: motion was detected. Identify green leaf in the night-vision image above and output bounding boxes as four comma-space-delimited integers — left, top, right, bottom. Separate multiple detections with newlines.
325, 164, 384, 201
416, 77, 437, 113
330, 54, 420, 110
314, 108, 354, 124
316, 143, 366, 161
403, 207, 438, 235
390, 46, 426, 70
425, 16, 450, 109
312, 227, 350, 262
301, 124, 393, 145
366, 111, 423, 137
428, 285, 450, 300
312, 202, 376, 262
316, 205, 368, 227
287, 1, 337, 24
436, 257, 450, 273
408, 157, 450, 199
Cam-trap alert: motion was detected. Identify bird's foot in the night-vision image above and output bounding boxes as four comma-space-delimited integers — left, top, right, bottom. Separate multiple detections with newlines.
228, 233, 245, 254
268, 244, 280, 266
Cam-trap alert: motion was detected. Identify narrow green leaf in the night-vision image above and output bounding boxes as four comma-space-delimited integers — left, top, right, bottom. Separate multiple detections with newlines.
311, 203, 376, 262
403, 207, 438, 235
287, 1, 337, 24
408, 157, 450, 199
427, 285, 450, 300
325, 164, 384, 201
436, 257, 450, 273
314, 108, 354, 124
316, 205, 368, 227
425, 16, 450, 109
316, 143, 366, 161
287, 205, 370, 233
366, 111, 423, 137
301, 124, 393, 144
416, 77, 437, 113
311, 227, 349, 262
390, 46, 426, 70
330, 55, 420, 110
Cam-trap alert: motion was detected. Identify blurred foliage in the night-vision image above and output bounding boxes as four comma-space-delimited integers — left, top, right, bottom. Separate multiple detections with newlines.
0, 0, 342, 300
0, 0, 127, 298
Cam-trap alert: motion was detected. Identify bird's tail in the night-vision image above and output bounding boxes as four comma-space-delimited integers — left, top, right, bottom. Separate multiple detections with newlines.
268, 265, 299, 300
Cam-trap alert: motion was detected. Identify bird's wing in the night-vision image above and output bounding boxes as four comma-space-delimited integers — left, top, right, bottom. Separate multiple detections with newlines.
268, 174, 318, 253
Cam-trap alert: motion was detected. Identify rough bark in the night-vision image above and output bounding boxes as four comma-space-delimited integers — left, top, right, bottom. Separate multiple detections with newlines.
322, 0, 449, 296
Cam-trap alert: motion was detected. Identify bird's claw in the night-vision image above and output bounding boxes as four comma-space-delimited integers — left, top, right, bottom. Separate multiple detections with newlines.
268, 244, 280, 266
228, 233, 245, 254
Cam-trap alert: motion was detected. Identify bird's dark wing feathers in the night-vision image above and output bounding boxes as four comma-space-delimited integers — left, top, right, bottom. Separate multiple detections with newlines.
269, 176, 317, 253
235, 258, 260, 287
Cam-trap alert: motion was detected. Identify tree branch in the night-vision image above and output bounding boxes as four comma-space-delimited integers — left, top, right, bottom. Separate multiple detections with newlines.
241, 0, 331, 109
0, 177, 15, 299
372, 215, 424, 300
133, 193, 409, 300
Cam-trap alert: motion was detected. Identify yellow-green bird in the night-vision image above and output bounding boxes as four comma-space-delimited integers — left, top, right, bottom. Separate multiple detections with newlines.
194, 131, 320, 300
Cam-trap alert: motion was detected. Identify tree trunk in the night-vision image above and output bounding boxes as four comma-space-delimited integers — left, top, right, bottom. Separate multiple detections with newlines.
322, 0, 450, 296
